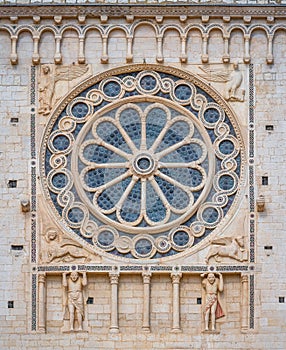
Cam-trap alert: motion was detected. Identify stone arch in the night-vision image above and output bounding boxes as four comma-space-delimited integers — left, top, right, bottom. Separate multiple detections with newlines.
132, 22, 158, 63
185, 26, 205, 64
161, 27, 181, 63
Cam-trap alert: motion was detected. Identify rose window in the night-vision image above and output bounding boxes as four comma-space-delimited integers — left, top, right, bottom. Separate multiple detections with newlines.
41, 66, 245, 260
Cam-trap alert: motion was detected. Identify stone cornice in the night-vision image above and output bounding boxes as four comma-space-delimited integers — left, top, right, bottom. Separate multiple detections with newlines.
0, 5, 286, 19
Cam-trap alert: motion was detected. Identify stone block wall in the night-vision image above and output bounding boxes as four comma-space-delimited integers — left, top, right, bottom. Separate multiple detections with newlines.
0, 3, 286, 349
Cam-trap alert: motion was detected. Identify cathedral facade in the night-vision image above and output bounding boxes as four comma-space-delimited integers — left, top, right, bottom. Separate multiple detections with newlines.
0, 1, 285, 349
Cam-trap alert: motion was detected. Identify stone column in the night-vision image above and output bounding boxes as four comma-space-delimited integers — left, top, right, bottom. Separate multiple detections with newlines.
171, 272, 182, 333
180, 35, 187, 63
266, 34, 274, 65
126, 35, 133, 63
32, 34, 40, 65
243, 34, 250, 64
222, 35, 230, 63
101, 35, 109, 64
109, 271, 119, 333
78, 34, 86, 64
241, 274, 249, 332
142, 270, 152, 332
201, 34, 209, 63
156, 35, 164, 63
54, 35, 62, 64
38, 273, 46, 333
10, 35, 18, 65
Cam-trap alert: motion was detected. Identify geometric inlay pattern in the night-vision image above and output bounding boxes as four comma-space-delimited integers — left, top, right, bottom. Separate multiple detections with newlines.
41, 66, 245, 260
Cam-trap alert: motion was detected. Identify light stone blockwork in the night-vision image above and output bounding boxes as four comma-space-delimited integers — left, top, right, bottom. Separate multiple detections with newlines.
0, 3, 286, 350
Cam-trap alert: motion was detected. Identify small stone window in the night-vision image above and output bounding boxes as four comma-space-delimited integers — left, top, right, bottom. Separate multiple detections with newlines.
8, 180, 17, 188
279, 297, 285, 303
262, 176, 268, 186
11, 245, 24, 251
87, 297, 94, 305
8, 301, 14, 308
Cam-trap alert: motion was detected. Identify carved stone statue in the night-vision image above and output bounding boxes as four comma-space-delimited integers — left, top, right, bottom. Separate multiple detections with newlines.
43, 229, 90, 263
198, 62, 245, 102
63, 271, 87, 332
201, 272, 224, 331
38, 64, 90, 116
38, 65, 55, 116
205, 236, 248, 263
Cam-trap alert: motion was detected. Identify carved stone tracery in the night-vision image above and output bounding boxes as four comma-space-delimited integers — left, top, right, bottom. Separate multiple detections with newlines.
40, 64, 245, 261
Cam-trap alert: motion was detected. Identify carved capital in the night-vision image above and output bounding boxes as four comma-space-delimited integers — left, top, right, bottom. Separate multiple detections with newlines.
38, 273, 46, 284
171, 273, 182, 284
241, 274, 249, 284
142, 271, 152, 284
109, 272, 119, 284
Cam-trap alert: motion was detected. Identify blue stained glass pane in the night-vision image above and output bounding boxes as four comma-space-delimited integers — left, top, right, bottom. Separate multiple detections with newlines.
98, 230, 115, 246
146, 182, 166, 222
160, 168, 203, 187
84, 169, 105, 188
173, 230, 189, 246
83, 144, 125, 163
84, 168, 126, 188
219, 140, 235, 155
103, 81, 121, 97
156, 121, 190, 153
119, 108, 141, 149
204, 108, 220, 123
202, 207, 219, 223
72, 102, 89, 119
160, 143, 203, 163
135, 238, 152, 255
53, 135, 70, 151
146, 108, 167, 149
52, 173, 68, 189
155, 176, 189, 209
68, 207, 84, 223
139, 75, 157, 91
174, 84, 192, 100
120, 181, 141, 222
219, 175, 234, 191
97, 177, 132, 210
96, 122, 131, 153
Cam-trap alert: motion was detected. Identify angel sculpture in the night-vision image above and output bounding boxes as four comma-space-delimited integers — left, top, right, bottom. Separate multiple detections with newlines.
38, 64, 89, 116
205, 236, 248, 263
198, 62, 245, 102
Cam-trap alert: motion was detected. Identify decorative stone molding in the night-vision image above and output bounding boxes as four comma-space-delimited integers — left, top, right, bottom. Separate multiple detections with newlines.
0, 18, 285, 65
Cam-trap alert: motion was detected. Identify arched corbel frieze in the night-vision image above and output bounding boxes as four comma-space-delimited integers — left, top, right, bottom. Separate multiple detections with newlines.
206, 25, 226, 64
248, 25, 271, 64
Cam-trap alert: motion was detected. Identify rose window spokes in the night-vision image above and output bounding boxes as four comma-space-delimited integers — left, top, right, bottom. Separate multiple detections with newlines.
78, 102, 208, 229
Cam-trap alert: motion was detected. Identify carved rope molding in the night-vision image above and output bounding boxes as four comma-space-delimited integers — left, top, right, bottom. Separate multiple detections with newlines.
1, 20, 286, 65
